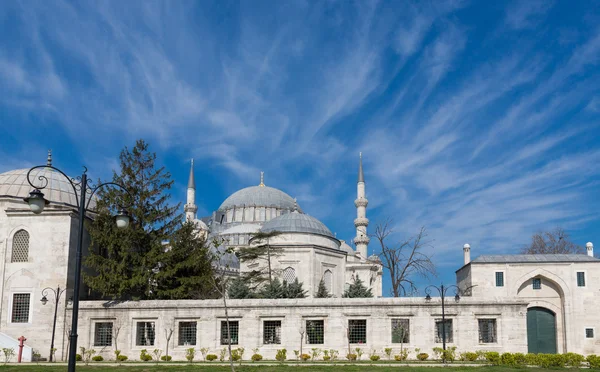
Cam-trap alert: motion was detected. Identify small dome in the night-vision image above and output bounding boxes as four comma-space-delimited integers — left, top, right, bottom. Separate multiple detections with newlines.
261, 211, 334, 238
219, 185, 300, 212
0, 168, 94, 208
368, 254, 381, 262
339, 240, 355, 254
192, 219, 208, 230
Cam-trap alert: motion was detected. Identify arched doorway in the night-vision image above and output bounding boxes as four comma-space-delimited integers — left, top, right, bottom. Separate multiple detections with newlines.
527, 307, 557, 354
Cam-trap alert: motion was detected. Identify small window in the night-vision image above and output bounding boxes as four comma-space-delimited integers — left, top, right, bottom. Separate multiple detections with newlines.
306, 320, 324, 344
136, 322, 156, 346
435, 319, 453, 343
94, 322, 113, 346
11, 294, 31, 323
577, 272, 586, 287
495, 272, 504, 287
221, 321, 239, 345
263, 321, 282, 344
282, 267, 296, 283
11, 230, 30, 263
348, 319, 367, 344
586, 328, 594, 339
478, 319, 497, 343
391, 318, 410, 343
533, 278, 542, 290
178, 322, 197, 346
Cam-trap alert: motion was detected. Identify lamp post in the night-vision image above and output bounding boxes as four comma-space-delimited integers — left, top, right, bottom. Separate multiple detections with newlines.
41, 286, 67, 362
425, 284, 460, 356
24, 165, 131, 372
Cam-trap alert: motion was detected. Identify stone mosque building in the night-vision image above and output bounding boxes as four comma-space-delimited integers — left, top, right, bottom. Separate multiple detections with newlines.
0, 152, 598, 362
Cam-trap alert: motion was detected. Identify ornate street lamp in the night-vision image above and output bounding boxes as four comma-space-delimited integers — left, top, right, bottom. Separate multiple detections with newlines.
424, 284, 461, 358
40, 286, 67, 362
24, 165, 131, 372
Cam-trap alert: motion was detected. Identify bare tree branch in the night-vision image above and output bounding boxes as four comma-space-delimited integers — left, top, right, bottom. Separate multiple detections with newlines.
373, 220, 436, 297
521, 227, 584, 254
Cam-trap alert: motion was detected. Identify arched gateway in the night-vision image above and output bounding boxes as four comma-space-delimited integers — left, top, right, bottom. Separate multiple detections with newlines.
527, 307, 557, 354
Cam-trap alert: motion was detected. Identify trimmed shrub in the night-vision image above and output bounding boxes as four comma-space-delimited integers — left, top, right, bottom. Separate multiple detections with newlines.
346, 353, 357, 361
251, 354, 262, 362
275, 349, 287, 362
395, 354, 407, 361
485, 351, 500, 365
587, 355, 600, 369
300, 354, 311, 361
525, 353, 539, 365
116, 355, 128, 362
160, 355, 172, 361
323, 356, 331, 361
565, 352, 585, 368
370, 355, 381, 361
92, 356, 103, 362
206, 354, 218, 361
417, 353, 429, 361
513, 353, 526, 365
139, 349, 152, 362
75, 354, 82, 362
501, 352, 516, 366
460, 352, 478, 362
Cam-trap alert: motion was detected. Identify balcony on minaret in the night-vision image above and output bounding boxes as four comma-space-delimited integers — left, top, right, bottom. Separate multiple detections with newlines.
354, 217, 369, 227
354, 198, 368, 208
354, 235, 370, 245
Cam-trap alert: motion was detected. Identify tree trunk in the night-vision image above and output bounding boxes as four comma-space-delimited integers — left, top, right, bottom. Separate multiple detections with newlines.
222, 284, 235, 372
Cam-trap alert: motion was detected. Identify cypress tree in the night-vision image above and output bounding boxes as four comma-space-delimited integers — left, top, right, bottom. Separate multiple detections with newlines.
283, 278, 307, 298
84, 140, 181, 300
343, 275, 373, 298
259, 278, 285, 299
315, 278, 330, 298
228, 277, 255, 299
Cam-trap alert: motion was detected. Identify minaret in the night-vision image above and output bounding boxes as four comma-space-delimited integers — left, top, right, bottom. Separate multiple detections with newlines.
184, 159, 197, 221
353, 153, 369, 257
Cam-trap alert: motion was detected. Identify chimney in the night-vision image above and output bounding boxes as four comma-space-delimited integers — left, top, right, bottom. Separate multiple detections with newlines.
463, 244, 471, 265
586, 242, 594, 257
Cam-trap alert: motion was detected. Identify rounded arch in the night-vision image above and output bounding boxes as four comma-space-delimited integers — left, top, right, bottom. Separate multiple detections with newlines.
10, 229, 30, 263
510, 268, 570, 298
282, 267, 296, 283
323, 269, 333, 293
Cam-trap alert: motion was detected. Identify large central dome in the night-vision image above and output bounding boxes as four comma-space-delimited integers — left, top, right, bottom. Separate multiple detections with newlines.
218, 185, 300, 211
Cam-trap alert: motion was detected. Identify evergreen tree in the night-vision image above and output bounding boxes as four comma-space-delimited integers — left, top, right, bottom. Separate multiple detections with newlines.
236, 231, 283, 287
84, 140, 181, 300
259, 278, 285, 299
343, 275, 373, 298
152, 221, 219, 299
315, 278, 330, 298
283, 278, 307, 298
228, 277, 255, 299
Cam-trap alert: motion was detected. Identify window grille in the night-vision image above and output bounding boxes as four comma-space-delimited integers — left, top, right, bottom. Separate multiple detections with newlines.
94, 322, 113, 346
577, 272, 586, 287
348, 319, 367, 344
11, 294, 30, 323
221, 321, 239, 345
533, 278, 542, 290
178, 322, 197, 346
323, 270, 333, 293
435, 319, 453, 343
586, 328, 594, 338
391, 318, 410, 343
282, 267, 296, 283
306, 320, 324, 344
136, 322, 155, 346
478, 319, 497, 343
263, 321, 282, 344
11, 230, 29, 263
495, 272, 504, 287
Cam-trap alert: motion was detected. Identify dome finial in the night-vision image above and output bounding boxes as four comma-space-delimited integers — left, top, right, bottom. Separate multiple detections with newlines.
259, 171, 265, 187
292, 198, 299, 212
47, 149, 52, 167
358, 152, 364, 183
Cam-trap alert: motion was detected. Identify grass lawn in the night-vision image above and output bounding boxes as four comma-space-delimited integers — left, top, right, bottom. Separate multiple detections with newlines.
0, 366, 554, 372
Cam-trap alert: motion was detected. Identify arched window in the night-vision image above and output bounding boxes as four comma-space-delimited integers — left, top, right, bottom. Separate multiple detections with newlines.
323, 270, 333, 293
283, 267, 296, 283
11, 230, 30, 263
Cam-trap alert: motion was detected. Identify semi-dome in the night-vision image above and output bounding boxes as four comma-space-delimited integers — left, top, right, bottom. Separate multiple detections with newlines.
0, 168, 85, 208
261, 211, 334, 239
218, 185, 300, 212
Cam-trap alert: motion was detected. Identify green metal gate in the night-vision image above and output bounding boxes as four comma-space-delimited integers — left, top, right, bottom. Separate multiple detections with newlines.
527, 307, 557, 354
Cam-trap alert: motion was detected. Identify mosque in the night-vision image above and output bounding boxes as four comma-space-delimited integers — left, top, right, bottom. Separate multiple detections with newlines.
0, 151, 598, 362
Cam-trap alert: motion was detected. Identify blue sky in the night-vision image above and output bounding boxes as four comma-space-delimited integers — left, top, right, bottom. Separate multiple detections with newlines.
1, 0, 599, 295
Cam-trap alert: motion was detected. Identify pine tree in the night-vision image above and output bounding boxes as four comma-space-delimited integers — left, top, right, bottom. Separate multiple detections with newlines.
152, 221, 219, 299
84, 140, 181, 300
315, 278, 330, 298
283, 278, 307, 298
228, 277, 255, 299
236, 231, 283, 287
259, 278, 285, 299
343, 275, 373, 298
